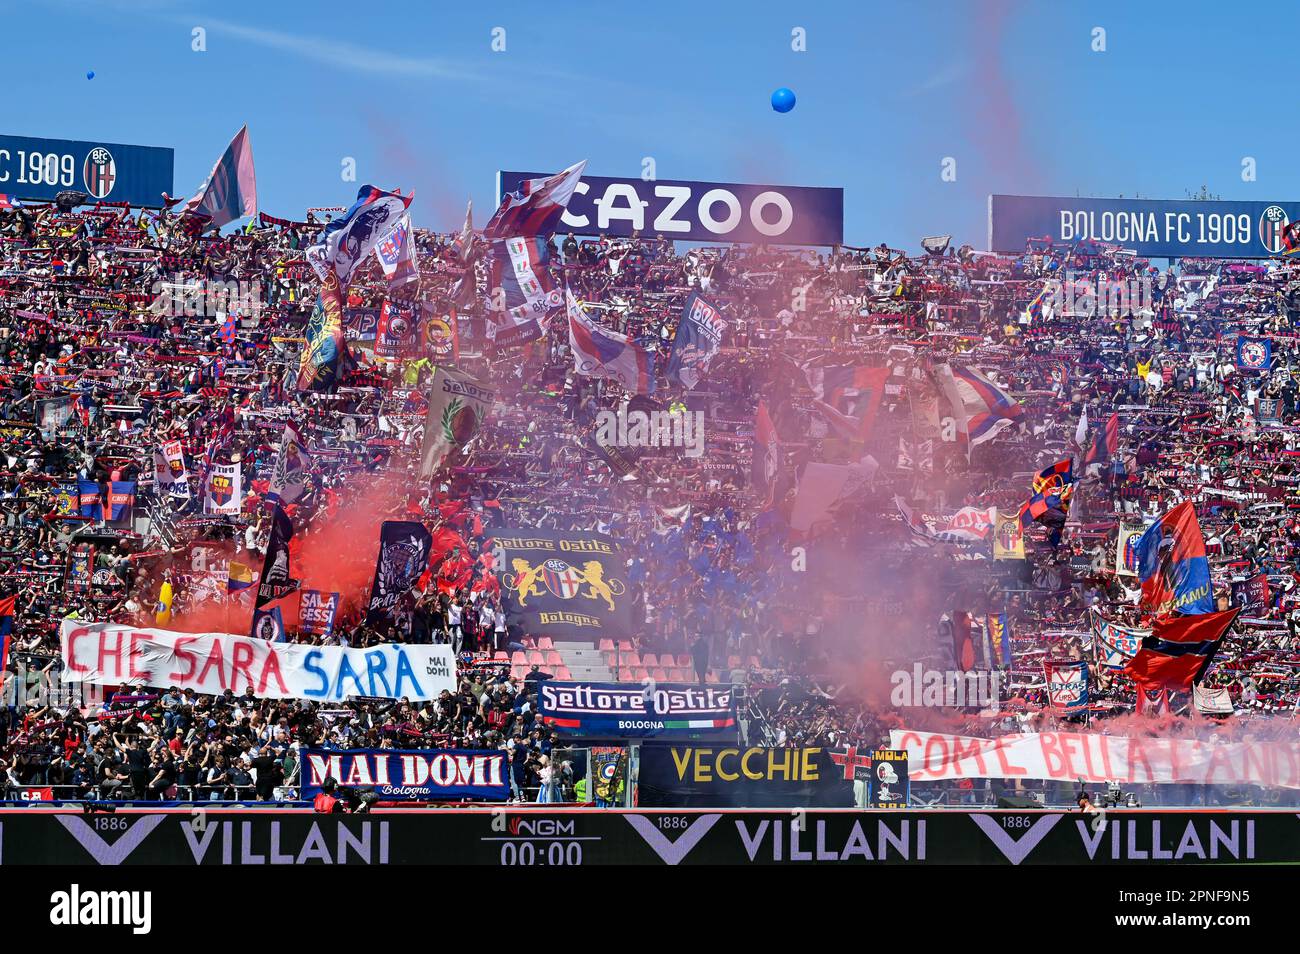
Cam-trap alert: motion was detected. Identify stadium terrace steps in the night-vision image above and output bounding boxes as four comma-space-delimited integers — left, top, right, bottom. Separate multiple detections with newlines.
552, 641, 614, 680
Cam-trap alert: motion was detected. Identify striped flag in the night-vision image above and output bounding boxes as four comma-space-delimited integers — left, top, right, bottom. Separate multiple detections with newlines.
180, 125, 258, 229
485, 161, 586, 239
934, 363, 1022, 453
566, 289, 655, 394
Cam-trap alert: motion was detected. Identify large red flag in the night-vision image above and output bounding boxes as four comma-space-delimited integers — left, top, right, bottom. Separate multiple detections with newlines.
1123, 607, 1238, 690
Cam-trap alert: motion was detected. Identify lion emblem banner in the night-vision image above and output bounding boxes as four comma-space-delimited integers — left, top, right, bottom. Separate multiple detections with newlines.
497, 529, 632, 638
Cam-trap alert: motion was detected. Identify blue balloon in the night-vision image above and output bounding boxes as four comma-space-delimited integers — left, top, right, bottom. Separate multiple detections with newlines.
86, 70, 95, 80
771, 87, 795, 113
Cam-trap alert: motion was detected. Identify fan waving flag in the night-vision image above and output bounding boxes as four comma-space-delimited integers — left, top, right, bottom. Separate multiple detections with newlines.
1135, 501, 1214, 616
566, 289, 656, 394
307, 185, 413, 290
374, 213, 420, 296
1124, 608, 1239, 690
935, 363, 1022, 453
485, 161, 586, 239
1018, 458, 1075, 529
180, 125, 257, 229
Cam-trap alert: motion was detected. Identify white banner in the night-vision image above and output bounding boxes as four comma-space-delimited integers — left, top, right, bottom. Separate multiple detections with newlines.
890, 729, 1300, 790
204, 461, 242, 515
61, 621, 456, 702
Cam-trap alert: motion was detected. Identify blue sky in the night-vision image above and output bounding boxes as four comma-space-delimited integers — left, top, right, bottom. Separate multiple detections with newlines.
6, 0, 1292, 250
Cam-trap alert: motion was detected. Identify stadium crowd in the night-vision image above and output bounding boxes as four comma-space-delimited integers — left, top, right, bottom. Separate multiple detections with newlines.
1, 185, 1299, 805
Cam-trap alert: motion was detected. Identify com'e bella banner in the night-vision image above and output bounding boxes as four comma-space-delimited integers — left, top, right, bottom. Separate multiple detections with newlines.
890, 729, 1300, 790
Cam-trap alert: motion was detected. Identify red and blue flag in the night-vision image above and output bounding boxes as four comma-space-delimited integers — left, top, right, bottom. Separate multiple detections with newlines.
1135, 501, 1214, 616
1123, 607, 1238, 690
485, 161, 586, 239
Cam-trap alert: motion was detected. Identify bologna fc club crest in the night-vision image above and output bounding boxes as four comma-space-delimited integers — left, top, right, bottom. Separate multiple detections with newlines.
82, 147, 116, 199
505, 557, 626, 610
1259, 205, 1289, 254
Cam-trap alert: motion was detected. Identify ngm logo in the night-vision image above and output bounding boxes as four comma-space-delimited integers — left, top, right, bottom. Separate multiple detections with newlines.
505, 817, 576, 837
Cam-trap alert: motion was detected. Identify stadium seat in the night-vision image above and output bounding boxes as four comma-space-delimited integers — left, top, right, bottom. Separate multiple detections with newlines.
526, 650, 545, 665
537, 637, 554, 649
598, 639, 615, 652
641, 653, 659, 668
511, 666, 529, 681
493, 651, 508, 661
622, 653, 641, 668
652, 668, 669, 682
631, 667, 650, 681
617, 640, 634, 651
510, 651, 528, 666
676, 654, 692, 668
544, 651, 563, 666
728, 655, 741, 668
556, 667, 572, 680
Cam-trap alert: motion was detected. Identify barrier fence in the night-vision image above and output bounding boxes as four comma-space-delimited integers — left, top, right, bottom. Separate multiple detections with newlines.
0, 808, 1292, 865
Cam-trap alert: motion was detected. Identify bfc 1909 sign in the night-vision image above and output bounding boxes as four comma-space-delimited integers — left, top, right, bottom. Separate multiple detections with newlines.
0, 134, 174, 207
499, 170, 843, 246
990, 194, 1300, 259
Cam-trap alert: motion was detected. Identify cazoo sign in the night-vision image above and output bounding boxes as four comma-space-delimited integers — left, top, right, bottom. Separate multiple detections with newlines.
498, 170, 843, 245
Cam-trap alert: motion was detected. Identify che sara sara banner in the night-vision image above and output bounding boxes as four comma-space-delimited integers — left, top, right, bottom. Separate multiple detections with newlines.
301, 749, 508, 802
891, 729, 1300, 790
60, 622, 457, 702
539, 682, 738, 739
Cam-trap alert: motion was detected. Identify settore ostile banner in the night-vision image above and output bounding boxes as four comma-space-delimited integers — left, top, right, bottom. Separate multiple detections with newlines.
301, 749, 508, 802
989, 193, 1300, 258
60, 621, 457, 702
538, 681, 738, 739
499, 170, 843, 245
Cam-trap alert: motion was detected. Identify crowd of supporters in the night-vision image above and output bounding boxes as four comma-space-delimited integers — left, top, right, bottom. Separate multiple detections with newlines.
1, 190, 1298, 805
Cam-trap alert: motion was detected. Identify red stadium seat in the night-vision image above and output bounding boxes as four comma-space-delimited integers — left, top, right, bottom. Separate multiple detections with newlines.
598, 639, 615, 652
641, 653, 659, 668
617, 640, 634, 651
493, 651, 509, 661
544, 651, 562, 666
526, 651, 545, 665
510, 651, 528, 666
537, 637, 554, 650
676, 654, 692, 668
652, 668, 669, 682
556, 667, 572, 680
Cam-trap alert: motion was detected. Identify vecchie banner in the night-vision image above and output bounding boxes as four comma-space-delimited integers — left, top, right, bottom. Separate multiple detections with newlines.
60, 621, 456, 702
539, 682, 737, 739
637, 745, 853, 807
990, 194, 1300, 259
498, 529, 632, 637
499, 170, 843, 246
301, 749, 508, 802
